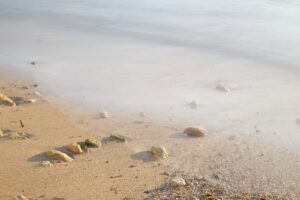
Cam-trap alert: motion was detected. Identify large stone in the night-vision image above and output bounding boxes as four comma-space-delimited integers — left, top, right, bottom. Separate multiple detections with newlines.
183, 127, 206, 137
68, 142, 83, 154
46, 150, 73, 162
110, 134, 127, 143
151, 146, 168, 159
0, 93, 16, 106
170, 175, 186, 187
84, 138, 101, 148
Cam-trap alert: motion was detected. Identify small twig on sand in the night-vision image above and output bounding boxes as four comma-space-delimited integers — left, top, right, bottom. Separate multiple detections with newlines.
19, 120, 25, 128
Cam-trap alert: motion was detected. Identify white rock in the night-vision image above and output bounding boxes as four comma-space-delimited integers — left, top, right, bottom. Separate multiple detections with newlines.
183, 127, 207, 137
216, 81, 238, 92
99, 111, 109, 118
170, 176, 186, 187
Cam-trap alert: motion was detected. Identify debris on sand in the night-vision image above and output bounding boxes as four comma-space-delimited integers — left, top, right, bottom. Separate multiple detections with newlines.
0, 130, 4, 137
146, 174, 281, 200
0, 93, 16, 106
99, 111, 109, 118
151, 146, 168, 159
296, 118, 300, 125
46, 150, 73, 162
25, 99, 37, 104
183, 127, 206, 137
189, 100, 200, 109
170, 175, 186, 187
15, 194, 29, 200
216, 81, 238, 92
9, 132, 30, 140
110, 134, 127, 143
30, 61, 36, 65
68, 142, 83, 154
39, 161, 53, 168
84, 138, 101, 148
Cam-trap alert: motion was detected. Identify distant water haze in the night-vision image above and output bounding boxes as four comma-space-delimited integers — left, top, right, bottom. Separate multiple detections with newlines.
1, 0, 300, 139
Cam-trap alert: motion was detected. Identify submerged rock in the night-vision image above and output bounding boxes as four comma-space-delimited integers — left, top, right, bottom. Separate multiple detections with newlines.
151, 146, 168, 159
170, 175, 186, 187
183, 127, 207, 137
99, 111, 109, 118
68, 142, 83, 154
110, 134, 127, 143
0, 93, 16, 106
46, 150, 73, 162
84, 138, 101, 148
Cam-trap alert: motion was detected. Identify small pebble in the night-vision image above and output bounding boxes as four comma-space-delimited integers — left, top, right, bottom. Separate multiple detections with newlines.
99, 111, 109, 118
189, 100, 200, 109
183, 127, 207, 137
40, 161, 53, 168
170, 175, 186, 187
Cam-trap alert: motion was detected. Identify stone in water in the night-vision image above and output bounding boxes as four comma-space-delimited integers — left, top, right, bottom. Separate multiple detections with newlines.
46, 150, 73, 162
183, 127, 207, 137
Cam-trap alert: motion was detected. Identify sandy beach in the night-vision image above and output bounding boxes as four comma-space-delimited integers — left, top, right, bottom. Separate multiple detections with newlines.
0, 75, 168, 200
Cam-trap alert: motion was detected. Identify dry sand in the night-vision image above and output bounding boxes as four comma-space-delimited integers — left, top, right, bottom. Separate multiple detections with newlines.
0, 76, 168, 200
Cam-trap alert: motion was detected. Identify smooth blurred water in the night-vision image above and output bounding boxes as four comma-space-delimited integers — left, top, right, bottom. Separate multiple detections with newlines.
0, 0, 300, 140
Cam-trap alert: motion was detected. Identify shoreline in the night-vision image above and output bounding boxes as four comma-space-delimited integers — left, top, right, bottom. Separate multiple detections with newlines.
0, 72, 298, 199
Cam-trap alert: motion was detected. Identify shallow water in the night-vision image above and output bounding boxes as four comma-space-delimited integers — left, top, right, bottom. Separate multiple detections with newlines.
1, 0, 300, 196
